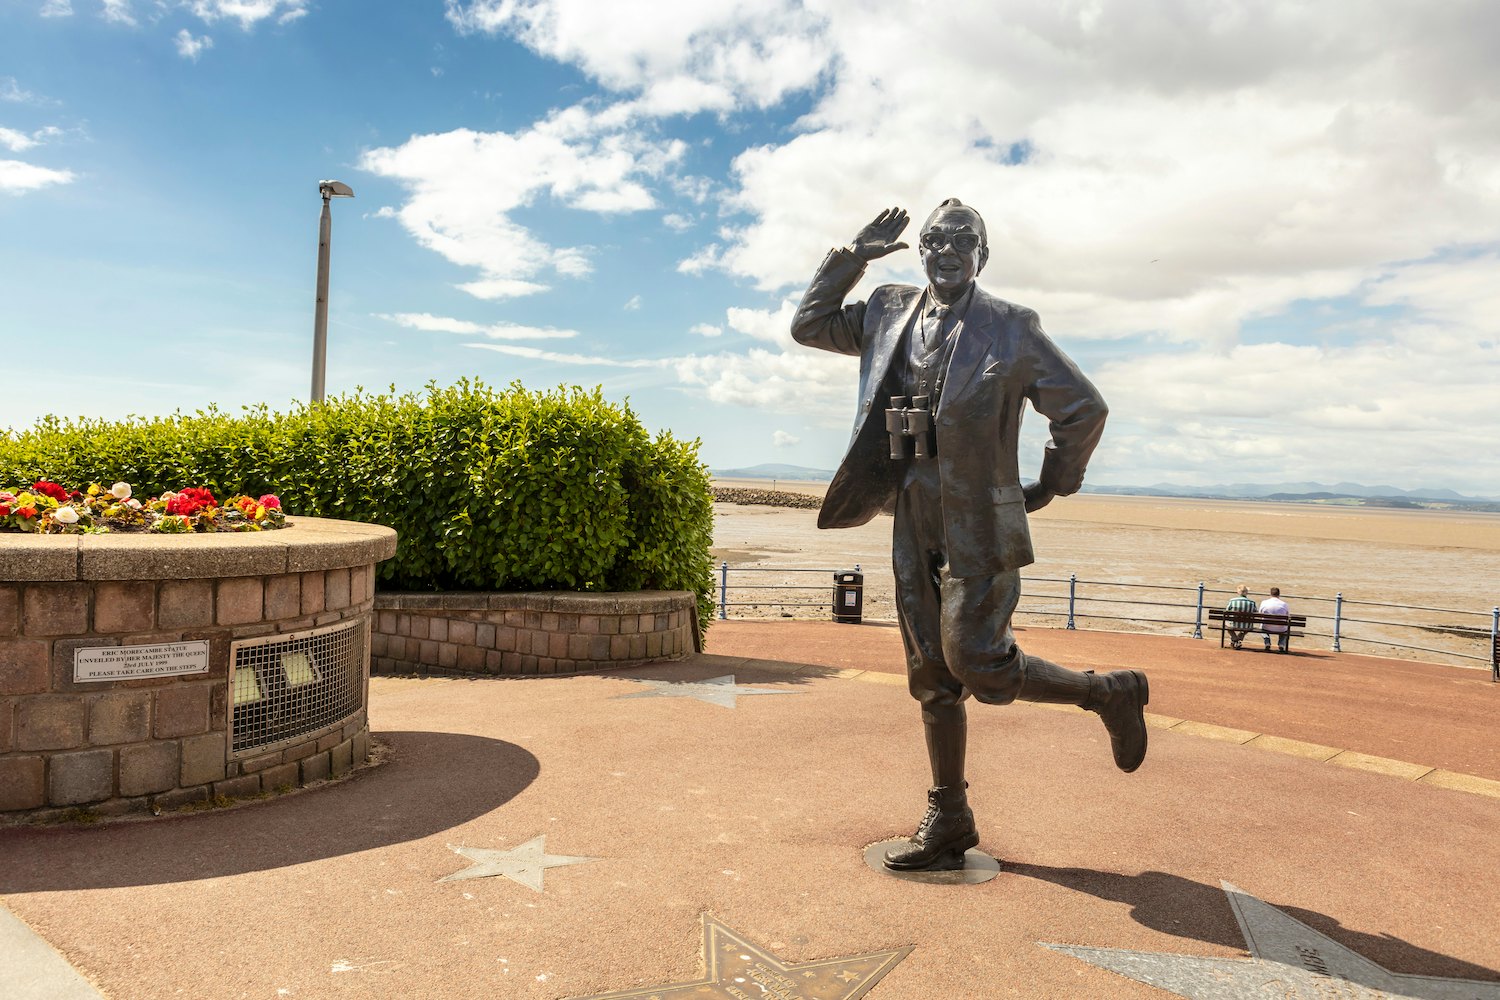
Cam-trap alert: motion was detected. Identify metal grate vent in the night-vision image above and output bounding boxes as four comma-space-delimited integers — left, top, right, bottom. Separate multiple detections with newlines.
229, 620, 366, 757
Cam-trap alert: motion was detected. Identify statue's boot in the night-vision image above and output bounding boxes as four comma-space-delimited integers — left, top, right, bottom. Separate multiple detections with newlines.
1018, 656, 1150, 773
883, 784, 977, 871
885, 712, 976, 871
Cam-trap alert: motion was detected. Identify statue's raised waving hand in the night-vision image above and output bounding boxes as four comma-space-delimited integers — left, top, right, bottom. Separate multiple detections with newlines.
849, 207, 910, 262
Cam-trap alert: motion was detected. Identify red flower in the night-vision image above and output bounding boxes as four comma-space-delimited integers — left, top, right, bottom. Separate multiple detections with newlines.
16, 506, 37, 519
32, 481, 69, 503
0, 504, 10, 517
164, 486, 218, 517
258, 495, 281, 510
165, 496, 201, 516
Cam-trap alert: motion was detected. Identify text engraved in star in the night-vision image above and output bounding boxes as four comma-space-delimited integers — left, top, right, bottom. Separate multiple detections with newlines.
612, 675, 802, 709
566, 915, 912, 999
438, 834, 601, 892
1041, 881, 1500, 999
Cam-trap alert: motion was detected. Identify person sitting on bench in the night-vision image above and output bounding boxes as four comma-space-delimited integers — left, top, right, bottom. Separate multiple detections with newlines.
1224, 585, 1258, 650
1258, 587, 1292, 653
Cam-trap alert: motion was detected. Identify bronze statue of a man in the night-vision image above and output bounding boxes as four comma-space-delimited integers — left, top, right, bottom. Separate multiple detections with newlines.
791, 200, 1149, 872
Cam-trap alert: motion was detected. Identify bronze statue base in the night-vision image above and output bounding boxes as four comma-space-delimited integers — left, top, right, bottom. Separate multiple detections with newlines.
863, 840, 1000, 885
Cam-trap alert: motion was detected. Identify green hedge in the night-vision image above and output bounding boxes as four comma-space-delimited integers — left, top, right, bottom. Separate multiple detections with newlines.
1, 380, 715, 634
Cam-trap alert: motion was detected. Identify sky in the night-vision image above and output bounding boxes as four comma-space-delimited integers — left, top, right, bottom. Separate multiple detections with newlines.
3, 0, 1499, 497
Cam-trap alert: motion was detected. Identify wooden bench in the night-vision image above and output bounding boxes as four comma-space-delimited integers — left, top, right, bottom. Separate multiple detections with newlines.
1207, 608, 1308, 652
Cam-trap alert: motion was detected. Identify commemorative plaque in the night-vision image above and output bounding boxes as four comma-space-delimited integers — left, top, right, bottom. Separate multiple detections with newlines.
569, 915, 911, 1000
73, 640, 210, 683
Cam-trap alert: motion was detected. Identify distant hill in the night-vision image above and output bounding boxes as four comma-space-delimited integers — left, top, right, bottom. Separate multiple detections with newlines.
712, 469, 1500, 509
1084, 481, 1500, 510
712, 463, 834, 481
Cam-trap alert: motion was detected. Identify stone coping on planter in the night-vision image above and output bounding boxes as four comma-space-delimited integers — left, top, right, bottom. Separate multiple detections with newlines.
377, 589, 696, 616
0, 517, 397, 582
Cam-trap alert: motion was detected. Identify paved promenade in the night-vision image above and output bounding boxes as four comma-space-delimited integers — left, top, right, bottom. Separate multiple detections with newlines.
2, 621, 1499, 999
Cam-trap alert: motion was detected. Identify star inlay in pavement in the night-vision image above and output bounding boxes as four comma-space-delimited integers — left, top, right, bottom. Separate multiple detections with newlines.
567, 915, 911, 999
438, 835, 601, 892
1042, 881, 1500, 998
613, 674, 800, 709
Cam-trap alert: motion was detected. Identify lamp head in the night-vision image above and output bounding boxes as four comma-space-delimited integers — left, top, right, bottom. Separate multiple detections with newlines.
319, 180, 355, 199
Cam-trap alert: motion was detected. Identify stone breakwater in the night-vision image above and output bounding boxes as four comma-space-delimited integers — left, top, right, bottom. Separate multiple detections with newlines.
711, 487, 823, 510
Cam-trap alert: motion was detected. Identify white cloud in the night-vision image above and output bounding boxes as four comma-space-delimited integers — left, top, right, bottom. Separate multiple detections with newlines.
676, 243, 720, 275
707, 3, 1500, 338
421, 0, 1500, 491
455, 277, 549, 300
379, 312, 579, 341
1088, 251, 1500, 489
360, 110, 685, 299
0, 159, 75, 192
672, 345, 852, 419
465, 343, 670, 368
689, 323, 722, 338
0, 79, 38, 103
185, 1, 309, 28
772, 430, 798, 447
445, 0, 831, 114
724, 300, 795, 344
99, 0, 134, 25
0, 128, 38, 152
59, 1, 306, 35
174, 28, 213, 60
1, 125, 68, 153
0, 111, 72, 196
670, 175, 711, 204
622, 294, 642, 311
450, 0, 1500, 353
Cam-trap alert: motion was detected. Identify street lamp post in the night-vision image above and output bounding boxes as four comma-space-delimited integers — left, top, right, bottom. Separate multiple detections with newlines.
311, 179, 354, 403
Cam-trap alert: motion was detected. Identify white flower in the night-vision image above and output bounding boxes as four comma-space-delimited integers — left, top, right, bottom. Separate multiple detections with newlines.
110, 482, 132, 500
159, 490, 177, 502
54, 505, 80, 524
125, 498, 142, 509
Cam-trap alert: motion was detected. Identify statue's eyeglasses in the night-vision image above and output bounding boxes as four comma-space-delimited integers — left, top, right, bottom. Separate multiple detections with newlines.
919, 231, 981, 254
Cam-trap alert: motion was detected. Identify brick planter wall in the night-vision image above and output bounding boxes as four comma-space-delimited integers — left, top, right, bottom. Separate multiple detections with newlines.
0, 518, 396, 822
371, 591, 700, 677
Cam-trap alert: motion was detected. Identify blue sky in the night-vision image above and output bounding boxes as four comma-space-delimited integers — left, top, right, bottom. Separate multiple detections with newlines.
3, 1, 1500, 497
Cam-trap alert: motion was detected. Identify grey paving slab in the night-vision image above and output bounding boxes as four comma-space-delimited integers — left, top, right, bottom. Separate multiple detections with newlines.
1044, 882, 1500, 998
612, 673, 803, 708
0, 901, 104, 1000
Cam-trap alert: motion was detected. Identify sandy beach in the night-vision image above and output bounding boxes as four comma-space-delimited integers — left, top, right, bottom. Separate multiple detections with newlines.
710, 480, 1500, 668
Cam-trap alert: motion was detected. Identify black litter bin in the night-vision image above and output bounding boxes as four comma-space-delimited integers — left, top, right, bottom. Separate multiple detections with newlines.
833, 570, 863, 624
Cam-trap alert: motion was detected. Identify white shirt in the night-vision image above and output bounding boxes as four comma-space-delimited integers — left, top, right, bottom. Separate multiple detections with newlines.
1258, 596, 1290, 631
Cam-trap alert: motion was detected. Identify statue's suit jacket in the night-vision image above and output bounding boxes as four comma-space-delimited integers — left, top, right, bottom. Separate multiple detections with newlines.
791, 247, 1108, 578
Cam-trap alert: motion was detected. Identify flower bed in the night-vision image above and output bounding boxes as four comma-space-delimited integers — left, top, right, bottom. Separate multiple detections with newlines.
1, 480, 286, 535
0, 516, 397, 821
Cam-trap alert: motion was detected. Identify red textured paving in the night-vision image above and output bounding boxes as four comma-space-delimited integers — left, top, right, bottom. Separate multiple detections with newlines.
1, 622, 1498, 1000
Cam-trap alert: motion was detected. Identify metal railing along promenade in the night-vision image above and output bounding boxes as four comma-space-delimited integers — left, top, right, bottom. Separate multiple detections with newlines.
717, 563, 862, 615
716, 562, 1500, 679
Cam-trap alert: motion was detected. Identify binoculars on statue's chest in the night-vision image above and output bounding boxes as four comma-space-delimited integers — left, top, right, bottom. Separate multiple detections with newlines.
886, 395, 938, 460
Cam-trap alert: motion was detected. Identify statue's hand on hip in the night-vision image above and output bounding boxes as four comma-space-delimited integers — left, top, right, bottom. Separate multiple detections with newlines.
850, 207, 910, 261
1024, 482, 1056, 513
